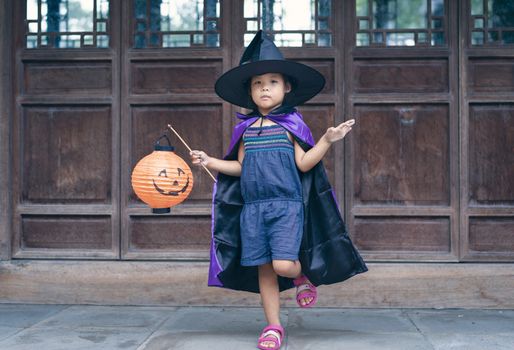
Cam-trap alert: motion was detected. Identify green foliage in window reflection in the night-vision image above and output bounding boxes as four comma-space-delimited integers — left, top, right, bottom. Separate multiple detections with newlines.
373, 0, 428, 30
432, 0, 444, 16
488, 0, 514, 28
356, 0, 368, 16
471, 0, 483, 15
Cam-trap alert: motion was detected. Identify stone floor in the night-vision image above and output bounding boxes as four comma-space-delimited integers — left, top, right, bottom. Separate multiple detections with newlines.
0, 304, 513, 349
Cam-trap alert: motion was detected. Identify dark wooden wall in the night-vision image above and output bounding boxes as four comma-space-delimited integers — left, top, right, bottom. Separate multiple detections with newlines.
1, 0, 513, 263
0, 0, 13, 260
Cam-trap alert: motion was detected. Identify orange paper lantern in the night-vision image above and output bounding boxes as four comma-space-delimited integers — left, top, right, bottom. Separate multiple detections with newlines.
131, 135, 193, 213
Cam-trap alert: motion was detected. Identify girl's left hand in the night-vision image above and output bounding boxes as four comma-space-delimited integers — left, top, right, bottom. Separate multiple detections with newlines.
325, 119, 355, 143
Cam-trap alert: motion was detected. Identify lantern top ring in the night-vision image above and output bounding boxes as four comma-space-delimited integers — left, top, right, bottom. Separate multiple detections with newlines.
154, 134, 175, 152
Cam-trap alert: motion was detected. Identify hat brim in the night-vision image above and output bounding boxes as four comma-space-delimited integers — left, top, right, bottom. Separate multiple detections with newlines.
214, 60, 325, 109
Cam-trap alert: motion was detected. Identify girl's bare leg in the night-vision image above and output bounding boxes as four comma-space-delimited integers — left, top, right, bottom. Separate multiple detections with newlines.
258, 263, 281, 348
272, 260, 302, 279
273, 260, 314, 306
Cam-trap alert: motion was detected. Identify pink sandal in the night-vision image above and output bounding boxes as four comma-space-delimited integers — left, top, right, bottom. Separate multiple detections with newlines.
257, 324, 284, 350
293, 275, 318, 308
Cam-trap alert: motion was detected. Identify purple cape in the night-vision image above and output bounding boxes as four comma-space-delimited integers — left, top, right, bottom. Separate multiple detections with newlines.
208, 109, 367, 293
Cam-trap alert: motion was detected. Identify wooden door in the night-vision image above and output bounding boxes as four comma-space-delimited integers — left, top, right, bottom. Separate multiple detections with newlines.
11, 0, 121, 259
119, 0, 229, 259
347, 0, 460, 261
459, 0, 514, 261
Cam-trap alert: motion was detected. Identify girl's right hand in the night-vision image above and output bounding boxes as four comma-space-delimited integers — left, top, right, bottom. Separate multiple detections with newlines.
325, 119, 355, 144
190, 150, 210, 167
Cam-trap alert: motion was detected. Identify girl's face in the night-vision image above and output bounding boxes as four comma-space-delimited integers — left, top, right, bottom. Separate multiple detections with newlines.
250, 73, 291, 115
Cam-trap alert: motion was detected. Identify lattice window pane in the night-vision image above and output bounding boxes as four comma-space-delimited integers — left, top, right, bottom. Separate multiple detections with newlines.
470, 0, 514, 46
133, 0, 220, 48
356, 0, 446, 47
471, 0, 484, 15
244, 0, 332, 47
97, 21, 107, 32
418, 31, 428, 43
432, 0, 444, 15
472, 31, 485, 44
25, 0, 110, 49
356, 0, 368, 16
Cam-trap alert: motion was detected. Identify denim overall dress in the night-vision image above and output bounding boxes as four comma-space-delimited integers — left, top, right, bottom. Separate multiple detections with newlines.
239, 124, 304, 266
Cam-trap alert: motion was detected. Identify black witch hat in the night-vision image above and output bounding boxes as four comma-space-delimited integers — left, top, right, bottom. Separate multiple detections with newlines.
214, 30, 325, 110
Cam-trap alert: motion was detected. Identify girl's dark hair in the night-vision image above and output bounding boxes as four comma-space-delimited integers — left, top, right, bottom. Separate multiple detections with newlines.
282, 74, 293, 87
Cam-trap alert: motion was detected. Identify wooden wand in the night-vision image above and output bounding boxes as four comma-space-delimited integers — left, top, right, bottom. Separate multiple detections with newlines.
167, 124, 217, 183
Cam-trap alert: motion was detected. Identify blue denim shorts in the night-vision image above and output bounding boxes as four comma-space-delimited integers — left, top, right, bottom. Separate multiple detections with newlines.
240, 199, 303, 266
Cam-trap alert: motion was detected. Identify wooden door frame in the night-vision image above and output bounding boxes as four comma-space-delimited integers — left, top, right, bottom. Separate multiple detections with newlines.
0, 0, 13, 261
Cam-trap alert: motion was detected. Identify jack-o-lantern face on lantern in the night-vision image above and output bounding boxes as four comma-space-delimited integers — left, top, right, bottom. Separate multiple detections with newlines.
132, 140, 194, 214
152, 168, 190, 196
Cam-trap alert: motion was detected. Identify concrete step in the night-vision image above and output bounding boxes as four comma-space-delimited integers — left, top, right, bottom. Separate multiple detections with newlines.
1, 304, 514, 349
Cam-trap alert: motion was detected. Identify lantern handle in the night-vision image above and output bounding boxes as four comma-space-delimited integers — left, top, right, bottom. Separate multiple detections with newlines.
166, 124, 217, 183
155, 134, 173, 149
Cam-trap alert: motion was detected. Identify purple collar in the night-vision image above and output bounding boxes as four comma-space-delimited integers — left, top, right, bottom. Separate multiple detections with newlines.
225, 109, 315, 158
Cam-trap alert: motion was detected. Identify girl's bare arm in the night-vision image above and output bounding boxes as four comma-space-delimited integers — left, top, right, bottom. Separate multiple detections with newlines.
190, 140, 245, 177
293, 119, 355, 173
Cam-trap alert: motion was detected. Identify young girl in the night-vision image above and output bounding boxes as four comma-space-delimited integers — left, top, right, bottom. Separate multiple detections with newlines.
191, 31, 367, 350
